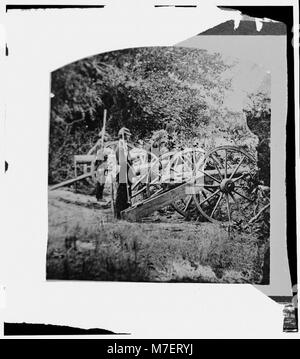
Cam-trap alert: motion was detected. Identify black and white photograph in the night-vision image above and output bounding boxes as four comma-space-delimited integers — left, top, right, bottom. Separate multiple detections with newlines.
47, 45, 271, 283
1, 0, 298, 339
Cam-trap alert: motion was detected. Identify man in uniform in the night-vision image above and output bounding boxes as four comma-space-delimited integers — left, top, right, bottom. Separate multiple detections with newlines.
115, 127, 133, 218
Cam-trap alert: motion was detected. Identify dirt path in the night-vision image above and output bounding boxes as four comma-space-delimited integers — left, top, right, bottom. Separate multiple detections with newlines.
49, 188, 201, 228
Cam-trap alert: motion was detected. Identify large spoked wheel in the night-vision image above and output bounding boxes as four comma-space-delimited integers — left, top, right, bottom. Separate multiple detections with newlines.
192, 145, 258, 225
169, 148, 205, 217
130, 150, 161, 205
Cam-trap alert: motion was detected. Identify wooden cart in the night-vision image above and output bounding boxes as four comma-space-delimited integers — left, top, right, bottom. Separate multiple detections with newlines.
121, 145, 270, 225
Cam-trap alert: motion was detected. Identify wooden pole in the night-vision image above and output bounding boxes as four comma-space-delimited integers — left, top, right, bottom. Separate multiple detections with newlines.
121, 130, 131, 206
49, 172, 92, 191
74, 157, 77, 192
94, 109, 107, 165
110, 175, 115, 217
100, 109, 107, 150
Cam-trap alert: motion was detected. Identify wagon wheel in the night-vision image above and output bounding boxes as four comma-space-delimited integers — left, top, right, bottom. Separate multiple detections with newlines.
131, 149, 159, 188
84, 141, 119, 185
192, 145, 259, 225
169, 148, 205, 217
130, 148, 181, 206
129, 149, 161, 205
130, 147, 206, 215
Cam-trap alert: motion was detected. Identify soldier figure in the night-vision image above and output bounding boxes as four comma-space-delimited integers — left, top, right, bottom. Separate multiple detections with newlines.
115, 127, 133, 218
94, 147, 110, 201
93, 129, 110, 201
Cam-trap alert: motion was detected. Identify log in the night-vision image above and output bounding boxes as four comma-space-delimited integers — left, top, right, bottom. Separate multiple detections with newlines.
49, 172, 93, 191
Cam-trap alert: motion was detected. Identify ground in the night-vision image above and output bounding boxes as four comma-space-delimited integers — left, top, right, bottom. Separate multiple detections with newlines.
47, 188, 266, 283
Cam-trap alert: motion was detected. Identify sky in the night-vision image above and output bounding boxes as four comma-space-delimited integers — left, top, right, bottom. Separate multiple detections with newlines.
177, 35, 272, 112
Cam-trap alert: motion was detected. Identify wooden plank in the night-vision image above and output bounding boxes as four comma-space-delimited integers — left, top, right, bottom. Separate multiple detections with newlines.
49, 172, 93, 191
121, 181, 199, 221
74, 154, 95, 164
74, 157, 77, 193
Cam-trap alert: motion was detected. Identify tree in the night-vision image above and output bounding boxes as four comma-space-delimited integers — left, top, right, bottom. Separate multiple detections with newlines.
49, 46, 233, 183
244, 91, 271, 186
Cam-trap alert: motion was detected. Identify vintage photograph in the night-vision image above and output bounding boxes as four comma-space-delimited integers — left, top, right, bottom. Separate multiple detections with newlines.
47, 46, 271, 283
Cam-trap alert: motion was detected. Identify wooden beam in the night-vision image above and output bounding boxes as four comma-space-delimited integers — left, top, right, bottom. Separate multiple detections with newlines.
74, 154, 96, 164
121, 181, 199, 221
49, 172, 93, 191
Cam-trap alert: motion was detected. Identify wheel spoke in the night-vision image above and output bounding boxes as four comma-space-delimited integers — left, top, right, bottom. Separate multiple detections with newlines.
228, 192, 236, 203
131, 185, 147, 198
184, 155, 194, 168
198, 168, 221, 184
148, 187, 164, 199
192, 150, 197, 176
226, 193, 231, 223
211, 154, 224, 170
204, 187, 217, 194
151, 169, 161, 182
233, 189, 253, 203
224, 149, 227, 179
232, 173, 247, 183
211, 155, 223, 181
184, 195, 193, 212
132, 175, 145, 190
210, 193, 223, 218
229, 155, 246, 180
199, 189, 220, 206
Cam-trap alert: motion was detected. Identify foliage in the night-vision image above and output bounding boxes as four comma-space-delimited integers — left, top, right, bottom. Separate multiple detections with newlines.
243, 90, 271, 186
244, 91, 271, 141
49, 46, 258, 184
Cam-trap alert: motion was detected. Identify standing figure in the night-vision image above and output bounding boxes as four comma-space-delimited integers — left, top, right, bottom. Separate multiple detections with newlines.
94, 147, 110, 201
115, 127, 133, 219
92, 129, 110, 201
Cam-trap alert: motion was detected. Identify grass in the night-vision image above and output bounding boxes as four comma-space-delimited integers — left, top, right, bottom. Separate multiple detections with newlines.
47, 191, 268, 283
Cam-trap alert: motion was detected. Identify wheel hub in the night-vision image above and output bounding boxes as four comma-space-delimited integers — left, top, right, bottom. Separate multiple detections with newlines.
220, 178, 235, 193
